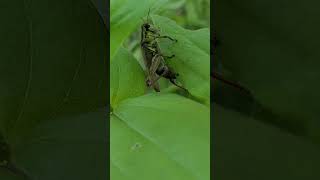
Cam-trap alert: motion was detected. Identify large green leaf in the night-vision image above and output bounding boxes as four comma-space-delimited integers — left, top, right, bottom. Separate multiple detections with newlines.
152, 15, 210, 102
213, 103, 320, 179
110, 0, 169, 59
111, 93, 210, 180
0, 0, 107, 179
214, 1, 320, 140
110, 38, 210, 180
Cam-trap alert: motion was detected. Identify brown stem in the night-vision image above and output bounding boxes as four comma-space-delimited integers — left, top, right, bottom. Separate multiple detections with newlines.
211, 72, 251, 94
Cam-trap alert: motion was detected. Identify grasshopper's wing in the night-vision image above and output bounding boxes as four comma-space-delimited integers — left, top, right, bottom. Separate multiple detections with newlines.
148, 55, 162, 91
140, 47, 161, 91
141, 46, 152, 70
149, 54, 162, 76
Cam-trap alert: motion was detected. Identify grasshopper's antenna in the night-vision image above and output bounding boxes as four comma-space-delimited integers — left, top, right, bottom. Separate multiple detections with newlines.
147, 8, 151, 22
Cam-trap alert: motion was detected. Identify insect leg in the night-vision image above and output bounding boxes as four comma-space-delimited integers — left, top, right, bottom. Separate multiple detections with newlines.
159, 54, 175, 59
148, 66, 168, 87
155, 35, 178, 42
146, 75, 161, 92
169, 79, 189, 93
141, 41, 157, 53
148, 74, 162, 87
149, 28, 161, 35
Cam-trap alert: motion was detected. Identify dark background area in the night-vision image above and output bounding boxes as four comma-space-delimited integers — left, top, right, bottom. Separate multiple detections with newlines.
212, 0, 320, 179
0, 0, 109, 179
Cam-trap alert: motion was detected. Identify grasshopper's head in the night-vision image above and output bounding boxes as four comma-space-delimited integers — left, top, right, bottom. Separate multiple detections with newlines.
141, 8, 154, 31
142, 23, 151, 31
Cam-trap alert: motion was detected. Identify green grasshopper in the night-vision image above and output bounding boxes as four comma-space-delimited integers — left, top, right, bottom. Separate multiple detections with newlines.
140, 10, 188, 93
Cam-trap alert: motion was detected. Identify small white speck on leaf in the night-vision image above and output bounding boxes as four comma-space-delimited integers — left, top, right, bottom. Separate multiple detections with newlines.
131, 142, 142, 151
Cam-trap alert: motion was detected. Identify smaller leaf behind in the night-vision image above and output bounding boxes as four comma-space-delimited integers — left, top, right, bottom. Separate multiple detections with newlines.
111, 47, 145, 108
151, 15, 210, 103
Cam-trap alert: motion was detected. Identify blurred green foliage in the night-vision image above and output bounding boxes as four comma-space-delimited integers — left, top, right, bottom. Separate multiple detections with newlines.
157, 0, 210, 29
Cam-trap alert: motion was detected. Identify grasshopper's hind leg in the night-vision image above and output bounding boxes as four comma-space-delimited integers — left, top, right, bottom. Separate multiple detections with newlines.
169, 79, 189, 93
146, 76, 161, 92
